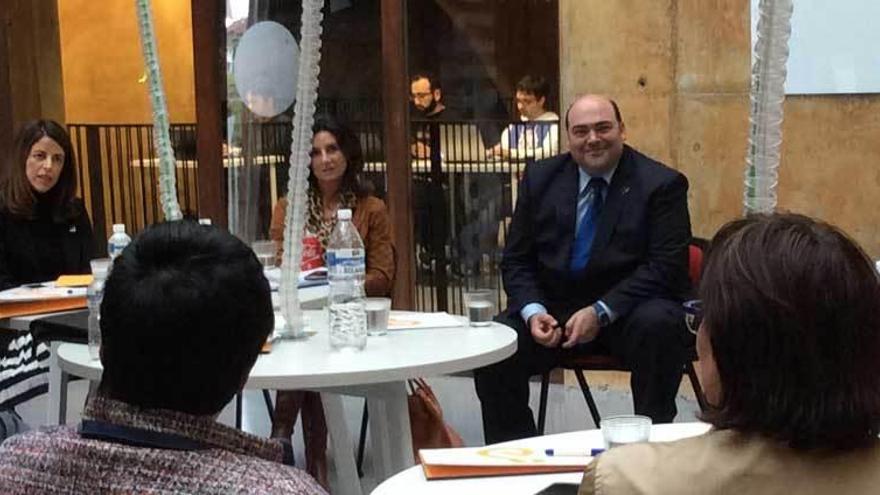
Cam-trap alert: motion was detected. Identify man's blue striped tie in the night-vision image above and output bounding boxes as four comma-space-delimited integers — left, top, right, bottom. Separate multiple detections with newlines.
569, 177, 606, 272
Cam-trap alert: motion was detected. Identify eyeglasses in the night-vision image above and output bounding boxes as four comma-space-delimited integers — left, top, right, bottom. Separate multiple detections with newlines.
682, 299, 702, 335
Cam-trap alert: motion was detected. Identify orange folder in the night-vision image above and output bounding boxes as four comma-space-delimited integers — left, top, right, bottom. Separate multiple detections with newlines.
419, 447, 592, 480
0, 297, 87, 319
421, 462, 587, 480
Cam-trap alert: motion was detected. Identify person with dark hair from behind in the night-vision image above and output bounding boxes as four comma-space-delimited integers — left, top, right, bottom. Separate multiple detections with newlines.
0, 221, 326, 494
487, 75, 560, 161
0, 119, 94, 437
580, 212, 880, 494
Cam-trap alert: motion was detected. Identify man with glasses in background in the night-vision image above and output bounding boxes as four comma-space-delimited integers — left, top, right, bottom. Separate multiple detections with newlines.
487, 75, 560, 162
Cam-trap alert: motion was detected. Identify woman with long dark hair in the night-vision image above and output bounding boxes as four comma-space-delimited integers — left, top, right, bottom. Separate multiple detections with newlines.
579, 213, 880, 494
269, 117, 395, 487
0, 119, 93, 290
0, 119, 93, 424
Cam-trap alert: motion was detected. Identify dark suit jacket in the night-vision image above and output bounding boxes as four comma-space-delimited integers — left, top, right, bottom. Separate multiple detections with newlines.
501, 145, 691, 324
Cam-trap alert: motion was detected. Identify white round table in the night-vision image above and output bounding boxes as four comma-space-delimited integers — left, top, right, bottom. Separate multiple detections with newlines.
20, 284, 329, 427
56, 310, 517, 495
372, 422, 711, 495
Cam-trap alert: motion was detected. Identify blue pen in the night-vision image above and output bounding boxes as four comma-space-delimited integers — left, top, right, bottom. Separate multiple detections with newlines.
545, 448, 604, 457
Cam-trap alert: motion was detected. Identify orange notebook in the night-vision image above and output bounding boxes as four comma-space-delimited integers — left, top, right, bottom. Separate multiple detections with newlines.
0, 281, 89, 319
0, 297, 87, 319
419, 446, 592, 480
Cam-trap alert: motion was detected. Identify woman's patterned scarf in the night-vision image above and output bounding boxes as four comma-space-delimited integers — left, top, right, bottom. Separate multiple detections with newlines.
305, 186, 357, 249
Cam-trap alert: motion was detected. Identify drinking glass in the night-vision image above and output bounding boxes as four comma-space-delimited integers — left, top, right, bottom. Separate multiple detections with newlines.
251, 240, 276, 268
90, 258, 111, 276
364, 297, 391, 336
601, 415, 652, 449
464, 289, 496, 327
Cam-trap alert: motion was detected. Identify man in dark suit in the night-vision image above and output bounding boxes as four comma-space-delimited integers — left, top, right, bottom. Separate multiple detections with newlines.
474, 95, 692, 443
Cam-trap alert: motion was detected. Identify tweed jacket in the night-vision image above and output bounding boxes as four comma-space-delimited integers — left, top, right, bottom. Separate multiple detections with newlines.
0, 396, 325, 494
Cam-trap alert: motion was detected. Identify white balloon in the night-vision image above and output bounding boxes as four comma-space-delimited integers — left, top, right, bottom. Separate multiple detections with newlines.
233, 21, 299, 118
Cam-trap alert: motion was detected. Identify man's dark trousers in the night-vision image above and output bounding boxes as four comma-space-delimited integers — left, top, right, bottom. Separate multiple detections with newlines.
474, 302, 688, 444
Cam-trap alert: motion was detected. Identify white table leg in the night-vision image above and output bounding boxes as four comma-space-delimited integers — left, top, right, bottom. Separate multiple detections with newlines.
365, 381, 413, 481
46, 341, 68, 425
321, 392, 362, 495
319, 382, 415, 485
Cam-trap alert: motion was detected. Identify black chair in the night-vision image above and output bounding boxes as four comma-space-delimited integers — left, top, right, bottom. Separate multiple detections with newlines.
536, 352, 707, 434
535, 239, 709, 433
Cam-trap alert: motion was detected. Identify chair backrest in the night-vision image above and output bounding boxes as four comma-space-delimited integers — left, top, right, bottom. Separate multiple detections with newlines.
687, 237, 709, 287
688, 243, 704, 288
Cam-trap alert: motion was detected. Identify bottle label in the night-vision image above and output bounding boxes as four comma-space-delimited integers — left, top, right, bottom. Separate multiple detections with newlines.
108, 242, 127, 259
327, 248, 365, 276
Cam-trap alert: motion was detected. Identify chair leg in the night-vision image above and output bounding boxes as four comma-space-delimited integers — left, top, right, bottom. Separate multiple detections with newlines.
355, 401, 368, 478
262, 390, 274, 423
685, 361, 708, 412
537, 372, 550, 435
235, 392, 243, 430
573, 369, 602, 427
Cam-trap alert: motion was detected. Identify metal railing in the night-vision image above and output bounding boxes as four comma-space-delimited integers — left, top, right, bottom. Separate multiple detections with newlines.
67, 118, 562, 313
68, 124, 200, 253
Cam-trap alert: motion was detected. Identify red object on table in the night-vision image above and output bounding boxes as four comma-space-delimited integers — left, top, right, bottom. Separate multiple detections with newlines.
301, 235, 324, 271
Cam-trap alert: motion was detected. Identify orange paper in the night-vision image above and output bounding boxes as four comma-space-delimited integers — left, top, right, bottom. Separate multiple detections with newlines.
56, 275, 94, 287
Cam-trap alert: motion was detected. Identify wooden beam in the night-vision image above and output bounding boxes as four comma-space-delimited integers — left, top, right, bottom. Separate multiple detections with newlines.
0, 0, 65, 154
191, 0, 226, 228
381, 0, 414, 310
0, 4, 13, 159
30, 0, 65, 124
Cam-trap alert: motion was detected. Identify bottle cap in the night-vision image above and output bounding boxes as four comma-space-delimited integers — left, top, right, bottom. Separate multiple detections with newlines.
337, 209, 352, 220
112, 224, 126, 233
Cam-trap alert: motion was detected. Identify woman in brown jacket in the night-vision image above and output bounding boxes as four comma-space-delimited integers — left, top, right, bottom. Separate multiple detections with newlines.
269, 118, 394, 488
580, 213, 880, 495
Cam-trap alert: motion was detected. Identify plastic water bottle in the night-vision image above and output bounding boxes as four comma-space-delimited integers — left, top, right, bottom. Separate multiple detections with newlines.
326, 209, 367, 351
87, 259, 111, 361
107, 224, 131, 261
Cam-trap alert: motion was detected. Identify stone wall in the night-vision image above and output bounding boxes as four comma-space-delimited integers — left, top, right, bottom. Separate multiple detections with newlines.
560, 0, 880, 256
58, 0, 195, 123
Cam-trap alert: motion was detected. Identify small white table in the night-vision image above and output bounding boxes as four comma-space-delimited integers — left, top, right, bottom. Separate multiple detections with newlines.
372, 422, 711, 495
1, 284, 329, 425
55, 312, 517, 495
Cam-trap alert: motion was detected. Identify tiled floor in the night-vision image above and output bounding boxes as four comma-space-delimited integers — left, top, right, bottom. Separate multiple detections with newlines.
16, 372, 700, 494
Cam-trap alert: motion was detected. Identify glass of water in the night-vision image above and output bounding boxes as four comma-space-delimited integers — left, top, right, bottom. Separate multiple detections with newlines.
601, 415, 652, 449
464, 289, 496, 327
364, 297, 391, 336
251, 240, 276, 268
